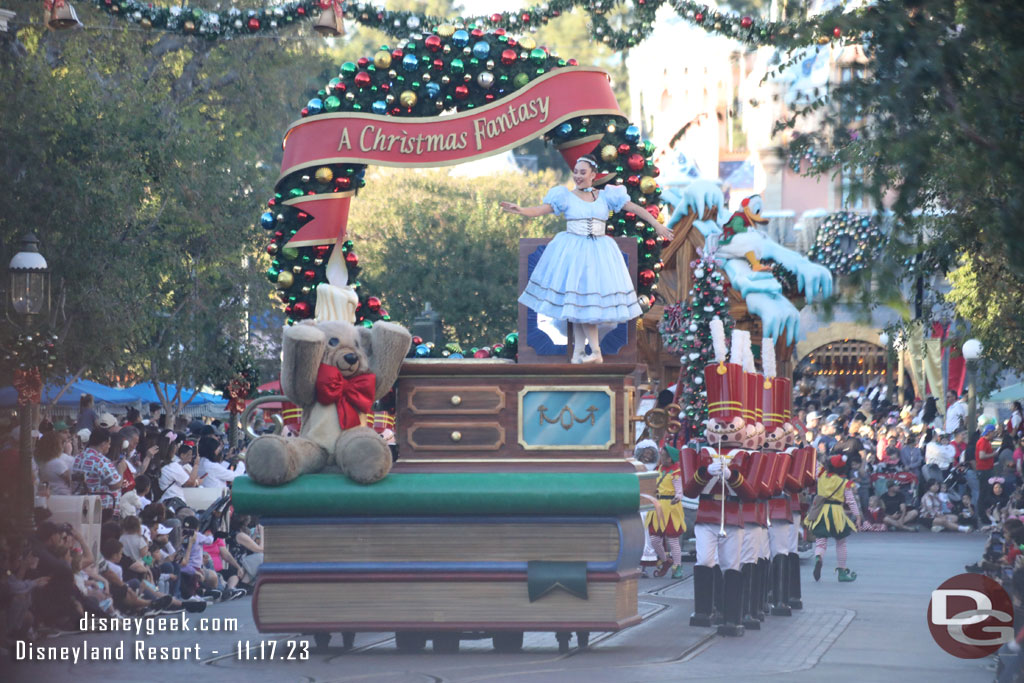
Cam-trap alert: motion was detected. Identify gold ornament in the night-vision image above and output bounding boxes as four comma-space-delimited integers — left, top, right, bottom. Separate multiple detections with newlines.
399, 90, 418, 108
373, 50, 392, 69
315, 167, 334, 184
520, 36, 536, 51
640, 177, 657, 194
600, 144, 618, 162
301, 286, 312, 294
292, 265, 303, 274
436, 24, 455, 38
276, 271, 294, 289
183, 20, 196, 33
141, 18, 152, 29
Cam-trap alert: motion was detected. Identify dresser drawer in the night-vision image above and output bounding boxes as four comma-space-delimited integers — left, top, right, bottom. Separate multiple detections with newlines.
406, 422, 506, 451
406, 385, 505, 415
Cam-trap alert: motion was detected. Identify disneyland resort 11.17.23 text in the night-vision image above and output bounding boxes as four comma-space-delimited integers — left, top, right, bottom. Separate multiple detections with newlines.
15, 613, 242, 662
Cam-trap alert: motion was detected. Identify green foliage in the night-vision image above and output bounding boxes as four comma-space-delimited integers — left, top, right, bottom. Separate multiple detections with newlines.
780, 0, 1024, 370
347, 168, 561, 346
0, 1, 381, 412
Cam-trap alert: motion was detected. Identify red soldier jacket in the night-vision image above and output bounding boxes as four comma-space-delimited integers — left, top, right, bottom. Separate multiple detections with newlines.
681, 447, 753, 527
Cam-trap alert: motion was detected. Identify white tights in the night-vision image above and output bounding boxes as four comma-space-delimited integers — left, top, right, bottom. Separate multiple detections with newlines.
572, 323, 601, 358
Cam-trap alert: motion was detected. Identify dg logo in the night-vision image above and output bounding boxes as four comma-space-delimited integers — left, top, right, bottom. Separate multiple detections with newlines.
928, 573, 1015, 658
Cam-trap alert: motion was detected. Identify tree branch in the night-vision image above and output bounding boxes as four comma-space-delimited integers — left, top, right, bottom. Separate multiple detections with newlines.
941, 82, 998, 151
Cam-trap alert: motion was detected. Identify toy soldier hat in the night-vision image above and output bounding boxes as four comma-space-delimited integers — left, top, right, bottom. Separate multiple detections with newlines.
705, 361, 746, 427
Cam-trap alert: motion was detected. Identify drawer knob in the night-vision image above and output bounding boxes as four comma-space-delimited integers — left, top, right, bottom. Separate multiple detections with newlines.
450, 394, 462, 406
450, 431, 462, 442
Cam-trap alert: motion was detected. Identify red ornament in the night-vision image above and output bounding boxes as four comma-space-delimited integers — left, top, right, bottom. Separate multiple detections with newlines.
292, 301, 312, 318
489, 13, 501, 23
391, 48, 403, 60
454, 84, 469, 99
296, 6, 305, 15
354, 72, 371, 88
318, 0, 331, 8
651, 165, 660, 177
694, 12, 703, 22
301, 107, 309, 117
626, 175, 641, 187
625, 211, 637, 221
247, 17, 260, 31
617, 143, 631, 156
473, 349, 491, 359
314, 245, 331, 257
833, 27, 842, 38
303, 269, 317, 281
367, 296, 382, 313
627, 153, 645, 171
506, 37, 517, 47
345, 252, 359, 266
644, 238, 657, 249
567, 58, 578, 66
333, 81, 346, 93
425, 35, 442, 52
412, 336, 423, 346
432, 58, 444, 71
267, 198, 276, 207
471, 28, 484, 38
638, 269, 656, 288
336, 177, 352, 190
740, 16, 752, 29
484, 93, 496, 103
520, 12, 530, 22
647, 205, 660, 219
500, 48, 517, 65
357, 57, 369, 68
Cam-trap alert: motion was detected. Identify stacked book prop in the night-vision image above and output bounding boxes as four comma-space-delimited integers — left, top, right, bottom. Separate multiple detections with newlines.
233, 472, 643, 652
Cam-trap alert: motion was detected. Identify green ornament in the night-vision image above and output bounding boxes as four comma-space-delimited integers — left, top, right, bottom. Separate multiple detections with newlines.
530, 48, 547, 64
266, 268, 279, 282
288, 188, 304, 198
281, 247, 299, 259
361, 320, 374, 328
451, 58, 464, 74
341, 62, 357, 76
325, 95, 341, 111
513, 72, 529, 88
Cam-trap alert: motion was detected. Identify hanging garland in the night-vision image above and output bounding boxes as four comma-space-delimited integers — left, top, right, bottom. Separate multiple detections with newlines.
1, 330, 60, 379
807, 211, 884, 276
261, 28, 667, 324
80, 0, 857, 50
407, 332, 519, 361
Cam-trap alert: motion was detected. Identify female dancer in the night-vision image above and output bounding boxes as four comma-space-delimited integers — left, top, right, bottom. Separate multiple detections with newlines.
806, 454, 860, 582
500, 154, 671, 363
644, 445, 686, 578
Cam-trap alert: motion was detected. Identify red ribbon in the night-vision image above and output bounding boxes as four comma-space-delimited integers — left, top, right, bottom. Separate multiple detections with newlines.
315, 364, 375, 430
13, 368, 42, 406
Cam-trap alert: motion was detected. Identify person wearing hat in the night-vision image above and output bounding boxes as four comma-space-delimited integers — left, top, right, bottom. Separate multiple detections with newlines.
644, 445, 686, 579
805, 454, 860, 582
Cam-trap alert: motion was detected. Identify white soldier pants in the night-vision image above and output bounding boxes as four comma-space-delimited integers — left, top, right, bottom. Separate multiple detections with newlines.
695, 523, 744, 571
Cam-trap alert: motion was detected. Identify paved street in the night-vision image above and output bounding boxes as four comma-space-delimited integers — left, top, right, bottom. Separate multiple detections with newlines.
1, 532, 996, 683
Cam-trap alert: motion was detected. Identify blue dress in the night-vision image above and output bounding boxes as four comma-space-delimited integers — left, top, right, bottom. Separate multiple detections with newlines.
519, 185, 642, 324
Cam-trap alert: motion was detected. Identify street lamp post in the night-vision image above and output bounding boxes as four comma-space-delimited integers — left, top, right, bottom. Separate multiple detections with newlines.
878, 331, 894, 404
962, 338, 983, 452
6, 233, 51, 538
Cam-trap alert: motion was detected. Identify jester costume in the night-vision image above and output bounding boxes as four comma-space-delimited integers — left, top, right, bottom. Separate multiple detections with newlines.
645, 446, 686, 578
805, 455, 859, 582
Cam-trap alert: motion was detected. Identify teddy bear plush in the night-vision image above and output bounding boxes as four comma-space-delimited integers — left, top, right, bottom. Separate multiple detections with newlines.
245, 319, 411, 486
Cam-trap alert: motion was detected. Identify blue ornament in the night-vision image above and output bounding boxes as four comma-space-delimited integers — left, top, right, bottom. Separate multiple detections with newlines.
306, 98, 324, 115
472, 41, 490, 59
554, 123, 573, 138
372, 100, 387, 114
260, 211, 276, 230
449, 353, 464, 359
624, 125, 641, 143
452, 29, 469, 47
402, 53, 419, 72
425, 82, 441, 98
415, 343, 431, 358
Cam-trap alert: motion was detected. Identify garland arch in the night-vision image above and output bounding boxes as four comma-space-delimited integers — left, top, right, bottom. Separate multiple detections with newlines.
259, 24, 667, 326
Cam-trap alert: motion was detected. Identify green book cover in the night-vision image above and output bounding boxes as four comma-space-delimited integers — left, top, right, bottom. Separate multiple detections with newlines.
232, 472, 639, 517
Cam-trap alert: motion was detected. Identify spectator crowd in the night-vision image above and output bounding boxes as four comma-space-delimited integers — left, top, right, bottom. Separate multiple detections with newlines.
0, 395, 262, 650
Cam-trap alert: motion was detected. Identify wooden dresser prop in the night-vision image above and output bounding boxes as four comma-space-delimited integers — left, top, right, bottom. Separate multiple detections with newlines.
395, 360, 641, 473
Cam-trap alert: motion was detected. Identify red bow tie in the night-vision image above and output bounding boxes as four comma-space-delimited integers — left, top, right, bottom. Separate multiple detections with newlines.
315, 364, 376, 430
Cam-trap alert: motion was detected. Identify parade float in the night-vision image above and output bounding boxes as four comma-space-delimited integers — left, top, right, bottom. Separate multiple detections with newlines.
233, 14, 834, 651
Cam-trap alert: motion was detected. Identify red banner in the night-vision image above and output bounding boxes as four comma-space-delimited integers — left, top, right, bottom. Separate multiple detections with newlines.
279, 67, 620, 179
279, 67, 620, 249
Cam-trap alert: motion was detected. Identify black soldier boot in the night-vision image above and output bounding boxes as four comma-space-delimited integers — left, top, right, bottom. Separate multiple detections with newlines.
689, 565, 714, 627
717, 569, 745, 637
787, 552, 803, 609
